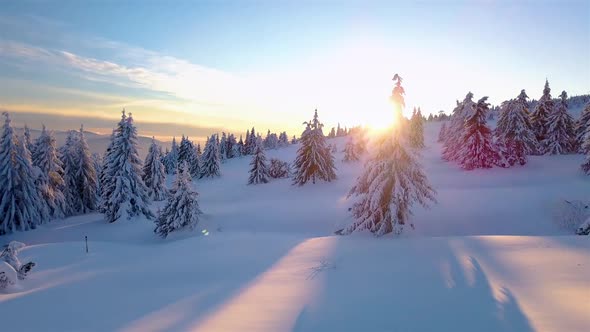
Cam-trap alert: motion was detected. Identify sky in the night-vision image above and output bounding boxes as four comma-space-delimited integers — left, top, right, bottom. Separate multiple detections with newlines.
0, 0, 589, 142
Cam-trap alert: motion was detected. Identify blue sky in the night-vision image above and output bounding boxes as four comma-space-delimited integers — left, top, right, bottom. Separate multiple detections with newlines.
1, 0, 589, 140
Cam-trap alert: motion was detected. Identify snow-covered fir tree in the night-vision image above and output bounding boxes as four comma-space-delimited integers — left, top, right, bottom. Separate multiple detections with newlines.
154, 162, 202, 238
574, 103, 590, 153
164, 137, 179, 174
189, 149, 201, 178
91, 152, 102, 199
495, 90, 538, 166
199, 134, 221, 178
328, 127, 336, 138
264, 130, 279, 149
343, 138, 360, 162
291, 135, 297, 144
98, 130, 116, 213
143, 138, 167, 201
195, 143, 202, 159
580, 131, 590, 175
75, 126, 99, 213
248, 140, 270, 185
409, 107, 425, 148
219, 133, 227, 160
278, 131, 289, 147
60, 130, 80, 215
442, 94, 476, 161
101, 111, 153, 223
340, 75, 435, 236
23, 124, 33, 155
0, 113, 49, 234
178, 136, 196, 167
530, 79, 553, 153
244, 130, 251, 155
438, 122, 448, 142
248, 127, 257, 154
292, 109, 337, 185
268, 158, 290, 178
61, 126, 98, 215
31, 125, 67, 219
457, 96, 499, 169
544, 91, 575, 155
226, 133, 236, 159
237, 135, 245, 156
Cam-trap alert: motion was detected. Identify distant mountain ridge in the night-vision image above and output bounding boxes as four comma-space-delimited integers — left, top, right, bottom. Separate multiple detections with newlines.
13, 127, 171, 160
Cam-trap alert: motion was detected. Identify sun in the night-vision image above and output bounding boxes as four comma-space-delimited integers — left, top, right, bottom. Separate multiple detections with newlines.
360, 97, 400, 133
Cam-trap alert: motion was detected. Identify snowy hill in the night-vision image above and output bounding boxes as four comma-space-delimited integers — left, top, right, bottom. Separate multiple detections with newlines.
1, 123, 589, 332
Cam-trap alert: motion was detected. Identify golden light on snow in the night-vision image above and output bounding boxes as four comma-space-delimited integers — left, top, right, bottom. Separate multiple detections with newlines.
191, 237, 338, 331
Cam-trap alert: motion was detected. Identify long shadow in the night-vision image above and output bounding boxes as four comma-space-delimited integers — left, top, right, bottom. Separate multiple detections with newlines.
0, 233, 304, 332
293, 238, 534, 332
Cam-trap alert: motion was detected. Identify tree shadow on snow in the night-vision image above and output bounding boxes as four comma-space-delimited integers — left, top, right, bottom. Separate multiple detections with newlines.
293, 239, 534, 332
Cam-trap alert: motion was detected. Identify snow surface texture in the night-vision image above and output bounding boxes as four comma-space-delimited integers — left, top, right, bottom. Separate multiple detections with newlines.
1, 122, 589, 332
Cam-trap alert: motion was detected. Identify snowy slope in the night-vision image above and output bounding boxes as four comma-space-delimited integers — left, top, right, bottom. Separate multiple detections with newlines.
1, 123, 589, 332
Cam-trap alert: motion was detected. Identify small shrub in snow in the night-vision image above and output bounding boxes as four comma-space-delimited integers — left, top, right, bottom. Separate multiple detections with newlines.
552, 200, 590, 233
576, 217, 590, 235
268, 158, 290, 179
0, 241, 35, 289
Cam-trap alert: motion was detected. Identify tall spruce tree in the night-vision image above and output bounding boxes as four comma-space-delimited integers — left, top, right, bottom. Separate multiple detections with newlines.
343, 137, 360, 162
154, 162, 202, 238
438, 122, 448, 142
143, 138, 167, 201
530, 80, 553, 153
248, 139, 270, 185
409, 107, 425, 148
442, 94, 476, 161
75, 126, 98, 213
340, 75, 435, 236
544, 91, 575, 155
226, 133, 237, 158
219, 132, 227, 159
457, 96, 499, 169
31, 125, 67, 219
102, 111, 153, 223
495, 90, 538, 166
0, 113, 49, 234
199, 134, 221, 178
292, 109, 337, 185
165, 137, 179, 174
574, 103, 590, 153
581, 131, 590, 174
92, 152, 102, 199
99, 130, 116, 213
61, 130, 80, 216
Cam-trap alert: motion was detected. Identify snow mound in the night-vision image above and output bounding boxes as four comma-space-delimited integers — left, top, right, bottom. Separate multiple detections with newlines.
552, 200, 590, 232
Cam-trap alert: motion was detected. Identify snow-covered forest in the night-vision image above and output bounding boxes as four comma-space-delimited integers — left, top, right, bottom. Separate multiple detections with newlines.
1, 77, 589, 331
